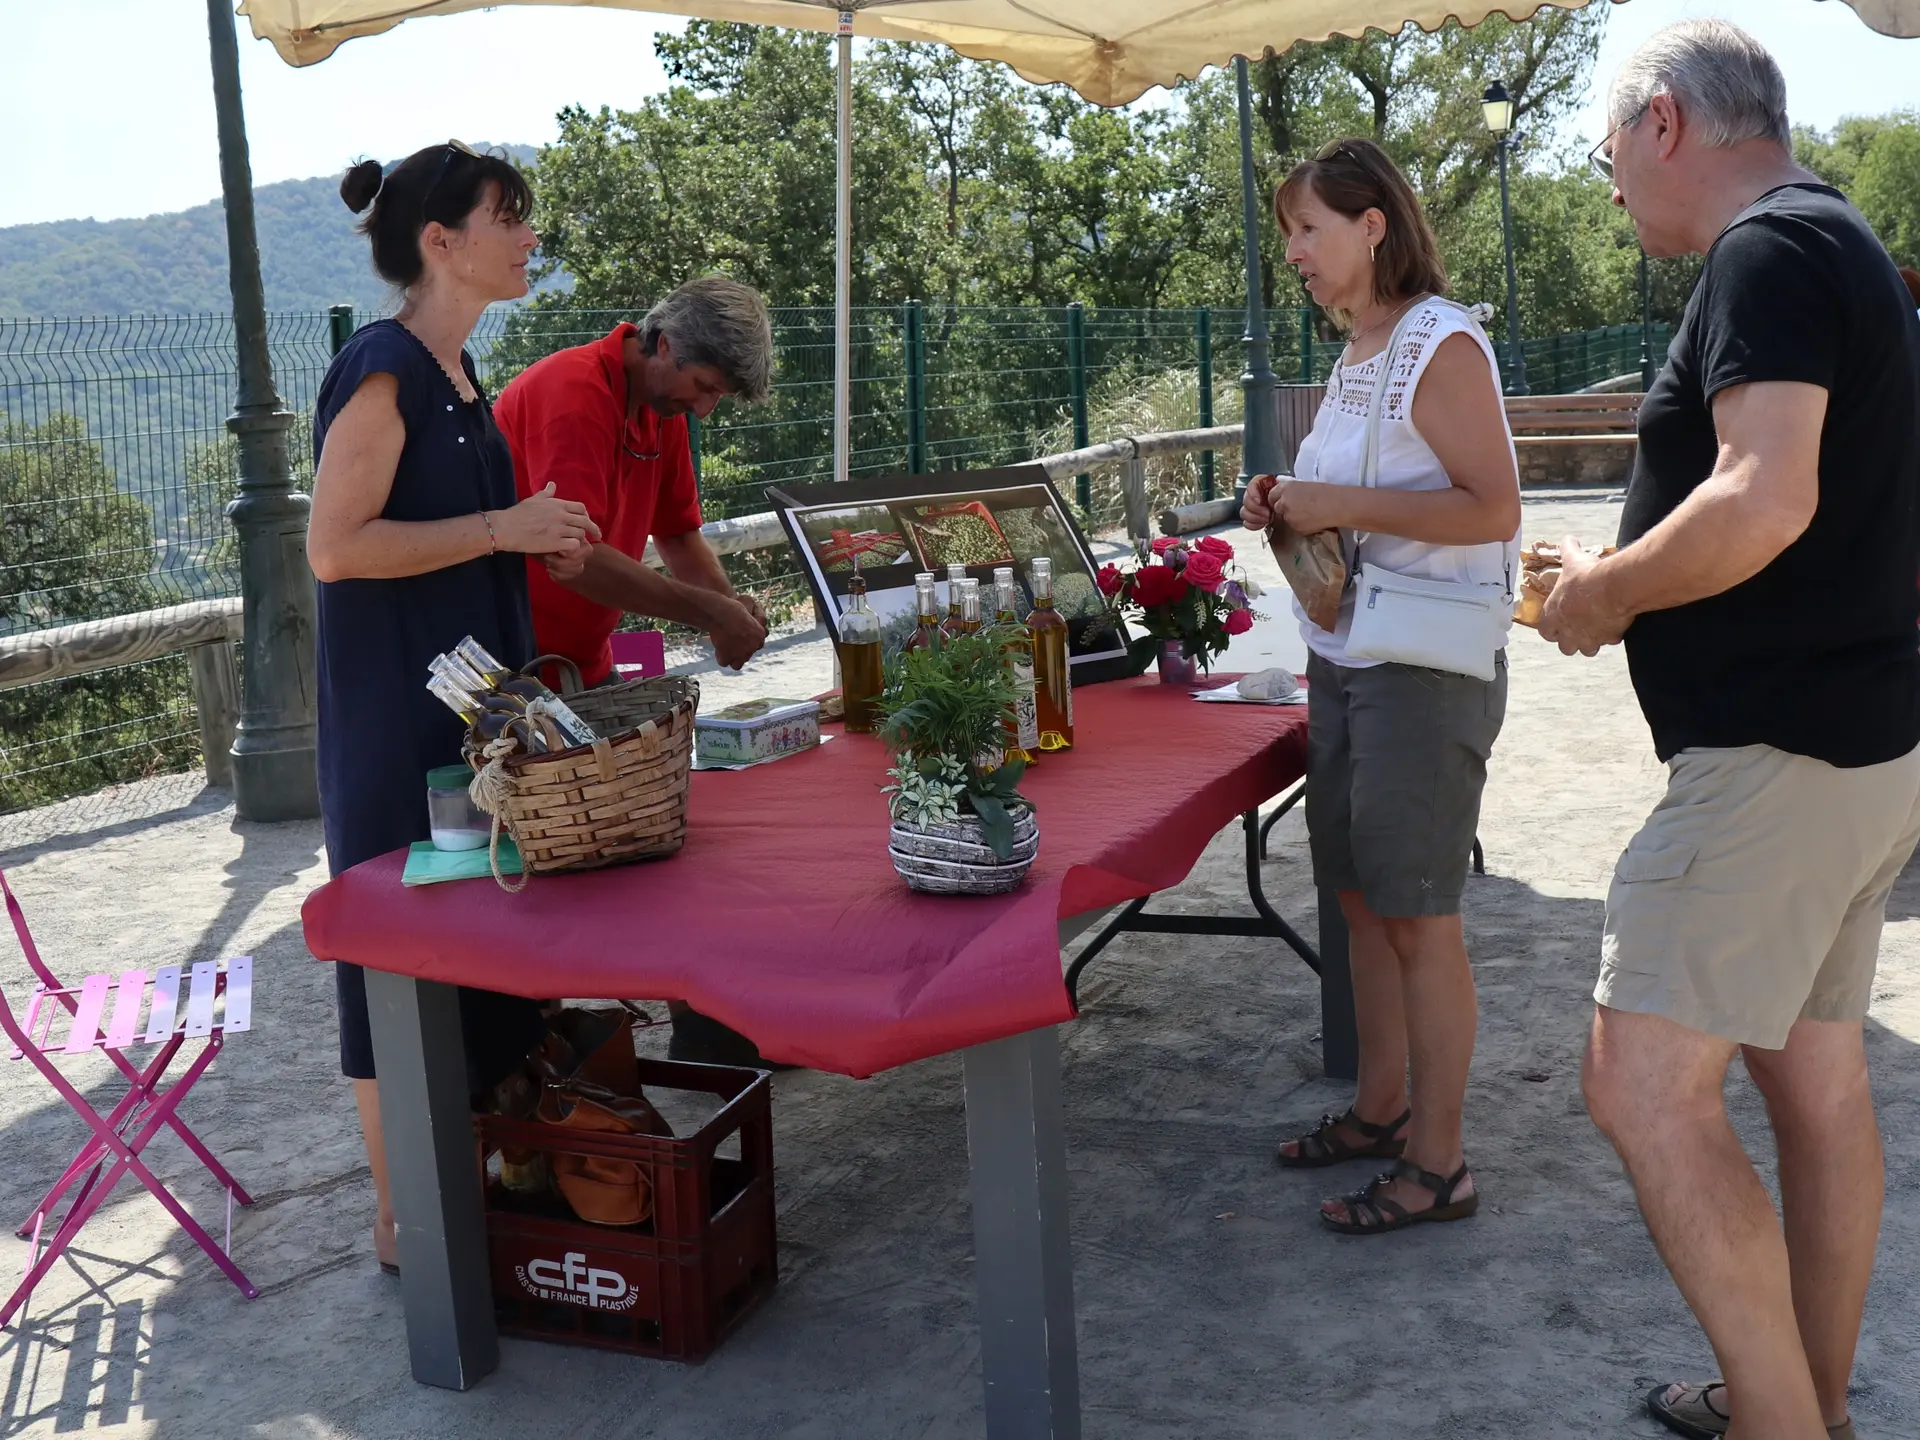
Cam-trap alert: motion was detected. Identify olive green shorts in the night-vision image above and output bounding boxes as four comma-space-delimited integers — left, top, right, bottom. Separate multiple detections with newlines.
1304, 651, 1507, 918
1597, 739, 1920, 1049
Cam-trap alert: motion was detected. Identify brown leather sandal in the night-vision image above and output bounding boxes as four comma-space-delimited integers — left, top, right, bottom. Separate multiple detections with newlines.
1276, 1107, 1410, 1169
1320, 1157, 1478, 1235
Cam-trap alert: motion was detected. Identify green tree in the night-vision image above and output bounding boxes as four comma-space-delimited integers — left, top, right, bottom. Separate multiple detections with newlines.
0, 414, 198, 812
1, 414, 160, 629
1798, 112, 1920, 268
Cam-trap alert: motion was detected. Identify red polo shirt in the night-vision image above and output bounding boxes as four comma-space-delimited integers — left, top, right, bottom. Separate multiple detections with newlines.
495, 323, 703, 685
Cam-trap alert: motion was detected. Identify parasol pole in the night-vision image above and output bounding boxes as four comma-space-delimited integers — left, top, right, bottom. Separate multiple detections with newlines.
834, 10, 854, 483
1233, 54, 1281, 497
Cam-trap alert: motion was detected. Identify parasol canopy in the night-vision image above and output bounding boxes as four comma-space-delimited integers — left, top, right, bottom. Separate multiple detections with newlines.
241, 0, 1920, 107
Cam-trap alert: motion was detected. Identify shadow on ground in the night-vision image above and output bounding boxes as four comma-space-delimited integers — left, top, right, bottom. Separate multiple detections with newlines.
5, 806, 1913, 1438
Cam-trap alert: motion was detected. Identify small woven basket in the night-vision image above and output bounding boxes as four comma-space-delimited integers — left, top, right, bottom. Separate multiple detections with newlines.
468, 656, 699, 890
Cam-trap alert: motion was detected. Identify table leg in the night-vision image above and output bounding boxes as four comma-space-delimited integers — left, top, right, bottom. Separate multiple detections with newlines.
364, 971, 498, 1390
962, 1027, 1079, 1440
1316, 887, 1357, 1082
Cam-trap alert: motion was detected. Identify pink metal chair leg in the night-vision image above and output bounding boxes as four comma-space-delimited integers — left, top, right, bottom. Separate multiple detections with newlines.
16, 1040, 181, 1238
1, 868, 259, 1326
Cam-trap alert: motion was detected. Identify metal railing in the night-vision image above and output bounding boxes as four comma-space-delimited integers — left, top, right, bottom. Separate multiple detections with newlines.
0, 423, 1244, 821
1, 299, 1662, 818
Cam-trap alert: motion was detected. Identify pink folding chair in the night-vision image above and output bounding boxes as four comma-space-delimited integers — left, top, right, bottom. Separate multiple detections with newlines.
609, 629, 667, 678
0, 867, 258, 1328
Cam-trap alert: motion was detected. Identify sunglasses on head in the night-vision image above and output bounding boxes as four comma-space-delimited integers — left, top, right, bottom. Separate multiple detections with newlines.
424, 139, 484, 203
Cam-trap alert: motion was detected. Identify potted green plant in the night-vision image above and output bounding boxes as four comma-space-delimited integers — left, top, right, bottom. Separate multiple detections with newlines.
879, 628, 1038, 895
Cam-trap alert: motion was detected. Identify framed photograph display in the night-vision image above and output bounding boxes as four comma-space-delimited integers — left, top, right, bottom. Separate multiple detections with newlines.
766, 464, 1134, 684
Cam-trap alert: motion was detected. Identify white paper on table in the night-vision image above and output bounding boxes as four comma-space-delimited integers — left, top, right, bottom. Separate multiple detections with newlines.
1190, 684, 1305, 706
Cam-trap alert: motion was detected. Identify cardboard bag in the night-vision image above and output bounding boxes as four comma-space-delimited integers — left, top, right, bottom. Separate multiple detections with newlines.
1266, 519, 1347, 633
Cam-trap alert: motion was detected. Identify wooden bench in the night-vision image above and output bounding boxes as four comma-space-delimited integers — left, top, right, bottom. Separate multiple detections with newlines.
1505, 393, 1644, 486
1504, 393, 1643, 435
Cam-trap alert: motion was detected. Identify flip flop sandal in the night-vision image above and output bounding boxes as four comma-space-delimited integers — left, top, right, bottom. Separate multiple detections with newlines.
1648, 1382, 1731, 1439
1649, 1381, 1857, 1439
1276, 1107, 1411, 1169
1319, 1157, 1479, 1235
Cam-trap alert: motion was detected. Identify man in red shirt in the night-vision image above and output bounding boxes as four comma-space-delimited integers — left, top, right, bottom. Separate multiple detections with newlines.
497, 276, 779, 1068
497, 275, 774, 682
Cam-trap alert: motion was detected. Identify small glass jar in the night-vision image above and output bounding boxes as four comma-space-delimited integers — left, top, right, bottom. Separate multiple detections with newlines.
426, 764, 488, 851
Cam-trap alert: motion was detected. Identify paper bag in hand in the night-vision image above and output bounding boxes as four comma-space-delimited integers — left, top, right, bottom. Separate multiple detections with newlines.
1266, 514, 1347, 633
1514, 540, 1616, 628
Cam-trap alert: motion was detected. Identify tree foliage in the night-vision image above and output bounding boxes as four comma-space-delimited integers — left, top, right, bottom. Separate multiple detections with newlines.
0, 415, 196, 812
526, 12, 1656, 345
1798, 112, 1920, 269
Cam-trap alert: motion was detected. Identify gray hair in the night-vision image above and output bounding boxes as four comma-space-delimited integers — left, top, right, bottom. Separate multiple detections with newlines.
641, 275, 774, 404
1610, 19, 1790, 149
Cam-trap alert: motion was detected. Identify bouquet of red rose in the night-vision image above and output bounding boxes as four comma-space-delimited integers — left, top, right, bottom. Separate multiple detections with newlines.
1096, 534, 1263, 677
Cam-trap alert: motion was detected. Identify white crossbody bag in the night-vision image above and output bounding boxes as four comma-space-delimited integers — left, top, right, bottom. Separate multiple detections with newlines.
1340, 301, 1514, 683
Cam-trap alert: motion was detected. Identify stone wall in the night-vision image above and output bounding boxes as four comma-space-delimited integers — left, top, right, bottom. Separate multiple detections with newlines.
1515, 435, 1636, 487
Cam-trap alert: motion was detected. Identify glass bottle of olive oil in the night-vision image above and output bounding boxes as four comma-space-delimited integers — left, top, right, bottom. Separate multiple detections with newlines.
994, 566, 1040, 766
836, 559, 884, 733
1028, 557, 1074, 751
957, 579, 984, 635
940, 563, 968, 640
905, 572, 942, 653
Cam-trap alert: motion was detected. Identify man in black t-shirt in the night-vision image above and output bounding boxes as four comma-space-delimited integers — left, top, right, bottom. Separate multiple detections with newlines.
1541, 20, 1920, 1440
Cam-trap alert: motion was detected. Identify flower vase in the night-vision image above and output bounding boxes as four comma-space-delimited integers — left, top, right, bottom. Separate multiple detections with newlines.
1158, 639, 1201, 686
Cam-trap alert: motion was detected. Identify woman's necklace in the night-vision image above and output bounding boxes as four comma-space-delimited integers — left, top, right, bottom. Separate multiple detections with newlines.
1347, 293, 1423, 352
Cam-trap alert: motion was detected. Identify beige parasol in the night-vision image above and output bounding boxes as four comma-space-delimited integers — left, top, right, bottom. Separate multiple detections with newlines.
237, 0, 1920, 483
243, 0, 1920, 106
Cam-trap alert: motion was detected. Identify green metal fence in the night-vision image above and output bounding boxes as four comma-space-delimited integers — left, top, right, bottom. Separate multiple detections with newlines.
1, 303, 1663, 818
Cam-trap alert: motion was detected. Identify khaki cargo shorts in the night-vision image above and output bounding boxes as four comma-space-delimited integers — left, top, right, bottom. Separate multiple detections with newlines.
1597, 739, 1920, 1049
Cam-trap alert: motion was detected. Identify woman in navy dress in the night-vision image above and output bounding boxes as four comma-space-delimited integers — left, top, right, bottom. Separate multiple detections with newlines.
309, 144, 599, 1271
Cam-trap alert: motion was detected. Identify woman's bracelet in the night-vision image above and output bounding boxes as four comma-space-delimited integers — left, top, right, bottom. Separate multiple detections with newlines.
479, 510, 498, 554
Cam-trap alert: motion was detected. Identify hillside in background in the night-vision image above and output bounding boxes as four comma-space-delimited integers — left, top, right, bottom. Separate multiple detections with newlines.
0, 145, 552, 318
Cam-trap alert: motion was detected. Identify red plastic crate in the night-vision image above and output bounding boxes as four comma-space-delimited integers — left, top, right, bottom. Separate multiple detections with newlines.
473, 1057, 777, 1362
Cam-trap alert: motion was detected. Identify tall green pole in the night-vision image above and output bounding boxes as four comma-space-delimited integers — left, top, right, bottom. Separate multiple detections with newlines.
208, 0, 318, 821
904, 299, 927, 473
1196, 309, 1214, 503
1067, 302, 1090, 514
1495, 135, 1530, 395
1638, 250, 1654, 390
1234, 56, 1281, 496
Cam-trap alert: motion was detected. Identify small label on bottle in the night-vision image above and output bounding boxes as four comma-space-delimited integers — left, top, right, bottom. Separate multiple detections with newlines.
1012, 658, 1041, 751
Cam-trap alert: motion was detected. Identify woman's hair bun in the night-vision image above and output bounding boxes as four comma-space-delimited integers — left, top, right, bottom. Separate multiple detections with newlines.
340, 159, 385, 215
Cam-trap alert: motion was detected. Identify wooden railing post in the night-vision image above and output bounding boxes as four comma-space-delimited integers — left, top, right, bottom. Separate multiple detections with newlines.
187, 640, 240, 789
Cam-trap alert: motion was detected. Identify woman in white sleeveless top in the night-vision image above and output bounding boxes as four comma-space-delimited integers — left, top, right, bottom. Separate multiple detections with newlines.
1241, 139, 1521, 1235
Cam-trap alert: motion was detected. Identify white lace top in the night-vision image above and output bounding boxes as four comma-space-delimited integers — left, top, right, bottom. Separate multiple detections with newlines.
1288, 298, 1522, 667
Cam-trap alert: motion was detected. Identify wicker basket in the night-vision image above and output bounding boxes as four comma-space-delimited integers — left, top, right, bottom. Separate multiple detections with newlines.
469, 657, 699, 888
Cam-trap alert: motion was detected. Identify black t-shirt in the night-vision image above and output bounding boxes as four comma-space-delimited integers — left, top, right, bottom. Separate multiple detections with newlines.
1618, 183, 1920, 768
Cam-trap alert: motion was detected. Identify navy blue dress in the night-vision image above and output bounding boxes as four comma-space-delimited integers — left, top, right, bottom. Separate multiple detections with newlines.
312, 319, 543, 1085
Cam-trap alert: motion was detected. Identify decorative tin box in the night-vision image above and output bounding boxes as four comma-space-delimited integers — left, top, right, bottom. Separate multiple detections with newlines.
694, 698, 822, 768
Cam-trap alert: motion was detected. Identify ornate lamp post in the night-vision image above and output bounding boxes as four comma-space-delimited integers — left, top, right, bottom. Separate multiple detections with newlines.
206, 0, 319, 820
1480, 80, 1530, 397
1638, 249, 1655, 389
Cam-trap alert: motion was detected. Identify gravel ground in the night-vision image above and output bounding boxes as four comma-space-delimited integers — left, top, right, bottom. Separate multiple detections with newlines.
1, 490, 1914, 1438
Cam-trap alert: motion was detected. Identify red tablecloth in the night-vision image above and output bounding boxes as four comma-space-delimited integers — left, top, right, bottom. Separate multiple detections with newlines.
302, 677, 1307, 1077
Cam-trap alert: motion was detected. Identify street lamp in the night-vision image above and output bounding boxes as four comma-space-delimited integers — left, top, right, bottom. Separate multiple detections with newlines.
1481, 80, 1530, 396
